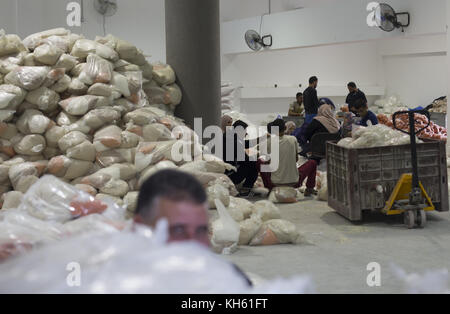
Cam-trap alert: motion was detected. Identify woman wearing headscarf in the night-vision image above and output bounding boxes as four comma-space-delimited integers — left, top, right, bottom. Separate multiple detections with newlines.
300, 104, 341, 157
223, 120, 270, 197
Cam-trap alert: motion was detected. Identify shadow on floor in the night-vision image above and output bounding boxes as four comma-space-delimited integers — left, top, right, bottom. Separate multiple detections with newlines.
320, 208, 450, 232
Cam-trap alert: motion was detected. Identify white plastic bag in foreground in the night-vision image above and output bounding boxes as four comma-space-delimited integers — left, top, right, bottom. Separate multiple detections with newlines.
391, 265, 450, 294
210, 199, 240, 255
0, 229, 314, 294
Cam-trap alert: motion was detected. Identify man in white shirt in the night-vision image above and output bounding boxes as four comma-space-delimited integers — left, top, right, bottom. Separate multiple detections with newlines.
259, 119, 318, 196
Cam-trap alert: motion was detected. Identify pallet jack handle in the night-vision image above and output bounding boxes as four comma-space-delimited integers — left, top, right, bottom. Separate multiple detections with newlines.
392, 106, 432, 200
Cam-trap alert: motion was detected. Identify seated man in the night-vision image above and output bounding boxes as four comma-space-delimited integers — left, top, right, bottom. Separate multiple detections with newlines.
259, 119, 318, 197
288, 92, 304, 117
134, 169, 252, 285
353, 98, 378, 127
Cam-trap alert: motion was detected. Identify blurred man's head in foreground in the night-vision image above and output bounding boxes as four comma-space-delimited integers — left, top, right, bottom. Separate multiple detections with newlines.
135, 169, 210, 247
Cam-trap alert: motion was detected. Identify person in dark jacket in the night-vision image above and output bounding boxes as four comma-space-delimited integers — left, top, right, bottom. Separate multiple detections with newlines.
346, 82, 367, 115
303, 76, 320, 124
300, 104, 341, 157
223, 120, 260, 197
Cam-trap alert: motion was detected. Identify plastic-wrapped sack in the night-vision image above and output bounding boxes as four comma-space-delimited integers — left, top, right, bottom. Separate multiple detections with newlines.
0, 84, 27, 110
99, 178, 129, 198
135, 140, 178, 171
96, 148, 136, 168
152, 63, 176, 85
318, 179, 328, 202
46, 155, 93, 180
71, 39, 119, 62
55, 54, 78, 72
228, 196, 254, 220
67, 77, 88, 95
50, 74, 71, 93
207, 184, 230, 209
59, 95, 99, 116
88, 83, 113, 97
5, 66, 50, 91
144, 81, 181, 106
115, 37, 140, 61
0, 139, 15, 157
42, 147, 63, 160
33, 44, 64, 66
8, 161, 46, 189
251, 200, 281, 221
142, 123, 173, 142
22, 28, 70, 50
124, 108, 159, 126
57, 131, 88, 152
249, 219, 303, 246
0, 110, 15, 122
93, 125, 123, 152
25, 86, 60, 113
111, 72, 130, 97
0, 32, 27, 57
18, 175, 125, 223
13, 134, 46, 156
210, 199, 240, 255
66, 141, 96, 162
17, 109, 54, 134
180, 159, 235, 174
239, 216, 263, 245
0, 191, 24, 210
268, 187, 298, 204
79, 54, 113, 85
74, 108, 121, 133
45, 125, 67, 148
74, 184, 97, 196
123, 191, 139, 213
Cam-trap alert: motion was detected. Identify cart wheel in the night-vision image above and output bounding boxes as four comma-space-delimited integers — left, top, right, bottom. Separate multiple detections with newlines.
416, 210, 427, 228
404, 211, 415, 229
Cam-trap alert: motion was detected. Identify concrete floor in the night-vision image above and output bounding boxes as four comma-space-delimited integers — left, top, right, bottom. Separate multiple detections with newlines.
222, 198, 450, 294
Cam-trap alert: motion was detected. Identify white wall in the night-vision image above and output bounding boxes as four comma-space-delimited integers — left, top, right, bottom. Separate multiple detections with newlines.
0, 0, 17, 34
220, 0, 338, 22
222, 0, 446, 55
222, 0, 449, 124
378, 34, 447, 108
4, 0, 166, 63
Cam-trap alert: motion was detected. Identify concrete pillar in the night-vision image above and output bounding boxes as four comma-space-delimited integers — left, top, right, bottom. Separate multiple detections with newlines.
165, 0, 221, 133
447, 0, 450, 151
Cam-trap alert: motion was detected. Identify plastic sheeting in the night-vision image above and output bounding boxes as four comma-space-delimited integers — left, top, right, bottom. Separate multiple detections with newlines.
0, 224, 314, 294
337, 124, 420, 149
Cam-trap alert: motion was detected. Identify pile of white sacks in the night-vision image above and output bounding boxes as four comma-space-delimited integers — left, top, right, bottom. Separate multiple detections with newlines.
0, 28, 241, 212
372, 95, 409, 115
0, 28, 306, 261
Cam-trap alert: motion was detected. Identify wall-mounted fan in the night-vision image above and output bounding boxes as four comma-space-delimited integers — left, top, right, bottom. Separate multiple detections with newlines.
94, 0, 118, 17
245, 30, 273, 52
374, 3, 410, 32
